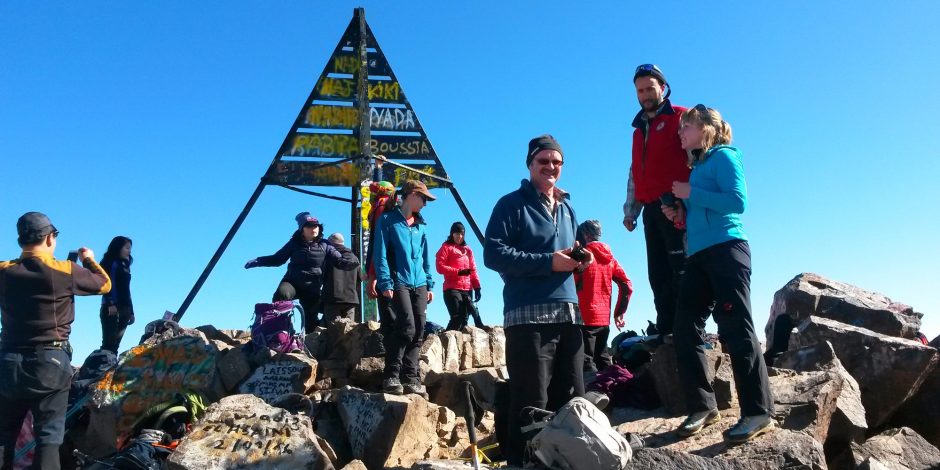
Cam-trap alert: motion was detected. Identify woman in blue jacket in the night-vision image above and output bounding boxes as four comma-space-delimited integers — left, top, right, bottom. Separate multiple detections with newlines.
245, 212, 359, 333
373, 180, 436, 395
664, 105, 774, 443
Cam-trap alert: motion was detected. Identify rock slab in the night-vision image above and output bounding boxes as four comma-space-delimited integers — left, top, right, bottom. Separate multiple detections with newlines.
790, 316, 938, 428
765, 273, 921, 353
167, 394, 333, 470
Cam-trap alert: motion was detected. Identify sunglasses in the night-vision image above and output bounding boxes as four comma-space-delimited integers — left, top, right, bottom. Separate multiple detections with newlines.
635, 63, 660, 73
693, 104, 713, 113
52, 230, 59, 238
536, 157, 564, 166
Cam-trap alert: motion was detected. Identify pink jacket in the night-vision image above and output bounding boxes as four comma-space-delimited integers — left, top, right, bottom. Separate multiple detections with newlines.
435, 241, 481, 291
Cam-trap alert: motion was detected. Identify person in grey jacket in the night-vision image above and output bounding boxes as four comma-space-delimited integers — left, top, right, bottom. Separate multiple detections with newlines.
321, 232, 361, 323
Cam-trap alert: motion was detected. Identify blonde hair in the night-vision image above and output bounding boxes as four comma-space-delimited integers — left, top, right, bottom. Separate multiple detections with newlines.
680, 105, 733, 165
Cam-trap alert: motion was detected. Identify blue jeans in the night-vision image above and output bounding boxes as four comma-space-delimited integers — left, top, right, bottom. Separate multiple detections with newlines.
0, 347, 73, 470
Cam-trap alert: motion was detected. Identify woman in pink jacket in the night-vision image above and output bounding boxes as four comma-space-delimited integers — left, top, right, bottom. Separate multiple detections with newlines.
436, 222, 484, 331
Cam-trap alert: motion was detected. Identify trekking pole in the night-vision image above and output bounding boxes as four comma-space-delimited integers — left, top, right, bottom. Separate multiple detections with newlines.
463, 381, 481, 470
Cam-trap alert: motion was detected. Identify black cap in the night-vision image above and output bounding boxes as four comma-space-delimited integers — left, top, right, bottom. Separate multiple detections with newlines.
17, 211, 57, 246
633, 64, 667, 85
527, 134, 564, 166
633, 64, 671, 99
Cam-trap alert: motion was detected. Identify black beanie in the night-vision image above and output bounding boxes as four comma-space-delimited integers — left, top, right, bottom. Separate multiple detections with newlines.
526, 134, 563, 167
450, 221, 465, 234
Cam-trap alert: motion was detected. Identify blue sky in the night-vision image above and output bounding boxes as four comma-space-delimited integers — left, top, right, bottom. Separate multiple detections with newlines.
2, 1, 938, 361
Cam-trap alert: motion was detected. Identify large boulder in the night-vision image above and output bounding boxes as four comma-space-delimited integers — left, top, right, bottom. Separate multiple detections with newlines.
843, 427, 940, 470
238, 353, 318, 404
420, 334, 444, 375
789, 316, 938, 428
313, 401, 353, 467
776, 341, 868, 449
215, 346, 253, 393
167, 394, 333, 470
887, 334, 940, 449
425, 368, 499, 417
465, 326, 493, 368
627, 448, 752, 470
648, 343, 735, 414
89, 331, 217, 445
767, 367, 842, 443
334, 387, 441, 469
324, 319, 382, 366
712, 428, 827, 470
196, 325, 251, 349
349, 356, 385, 391
614, 408, 826, 469
765, 273, 921, 354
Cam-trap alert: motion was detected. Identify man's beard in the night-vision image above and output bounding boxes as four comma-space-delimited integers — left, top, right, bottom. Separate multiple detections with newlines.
642, 97, 662, 111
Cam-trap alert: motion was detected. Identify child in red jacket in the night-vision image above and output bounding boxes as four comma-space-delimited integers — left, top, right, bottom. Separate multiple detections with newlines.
574, 220, 633, 372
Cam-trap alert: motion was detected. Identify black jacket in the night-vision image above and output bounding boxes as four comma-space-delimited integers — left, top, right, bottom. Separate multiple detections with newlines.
322, 245, 361, 305
256, 231, 359, 289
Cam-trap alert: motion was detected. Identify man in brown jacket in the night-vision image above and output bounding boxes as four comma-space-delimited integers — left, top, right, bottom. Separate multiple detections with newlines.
0, 212, 111, 470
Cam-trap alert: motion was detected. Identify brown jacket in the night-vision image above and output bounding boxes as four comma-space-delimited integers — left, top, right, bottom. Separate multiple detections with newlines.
0, 251, 111, 347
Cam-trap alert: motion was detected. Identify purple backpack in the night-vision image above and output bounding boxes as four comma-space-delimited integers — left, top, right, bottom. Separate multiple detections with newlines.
250, 301, 305, 354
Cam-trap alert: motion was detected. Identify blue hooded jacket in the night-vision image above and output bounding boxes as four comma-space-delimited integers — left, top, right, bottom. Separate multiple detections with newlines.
484, 179, 579, 313
373, 208, 434, 292
684, 145, 748, 255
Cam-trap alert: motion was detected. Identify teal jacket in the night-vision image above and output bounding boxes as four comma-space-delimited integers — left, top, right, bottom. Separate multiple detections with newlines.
684, 145, 748, 255
373, 208, 434, 292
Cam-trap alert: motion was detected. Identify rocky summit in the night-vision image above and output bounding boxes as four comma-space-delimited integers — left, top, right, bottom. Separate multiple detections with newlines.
12, 275, 940, 469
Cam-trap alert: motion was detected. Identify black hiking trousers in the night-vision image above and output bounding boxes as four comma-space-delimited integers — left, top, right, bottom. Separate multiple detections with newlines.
673, 240, 774, 417
504, 322, 585, 466
381, 285, 427, 385
443, 289, 484, 331
642, 201, 687, 336
582, 325, 612, 373
0, 347, 73, 470
274, 281, 321, 334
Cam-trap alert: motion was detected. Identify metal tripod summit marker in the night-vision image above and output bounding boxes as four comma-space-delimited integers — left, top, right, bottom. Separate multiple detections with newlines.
173, 7, 482, 322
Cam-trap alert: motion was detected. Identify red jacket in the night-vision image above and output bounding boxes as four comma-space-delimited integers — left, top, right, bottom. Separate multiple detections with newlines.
435, 241, 481, 291
631, 101, 691, 204
575, 242, 633, 327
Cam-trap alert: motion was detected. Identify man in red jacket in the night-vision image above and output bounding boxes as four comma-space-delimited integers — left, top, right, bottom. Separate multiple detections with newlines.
575, 220, 633, 372
622, 64, 690, 338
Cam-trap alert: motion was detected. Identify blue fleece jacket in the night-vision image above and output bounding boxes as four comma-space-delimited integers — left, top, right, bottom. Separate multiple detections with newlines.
373, 208, 434, 292
684, 145, 748, 256
484, 179, 579, 313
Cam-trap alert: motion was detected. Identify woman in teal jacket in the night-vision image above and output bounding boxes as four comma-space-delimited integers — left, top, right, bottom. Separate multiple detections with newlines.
373, 179, 436, 396
664, 105, 774, 443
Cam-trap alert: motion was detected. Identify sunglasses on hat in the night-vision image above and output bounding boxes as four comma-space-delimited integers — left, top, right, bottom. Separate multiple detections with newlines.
635, 63, 662, 74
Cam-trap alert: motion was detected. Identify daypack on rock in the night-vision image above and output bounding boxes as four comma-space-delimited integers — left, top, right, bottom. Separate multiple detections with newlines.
529, 397, 632, 470
251, 300, 305, 354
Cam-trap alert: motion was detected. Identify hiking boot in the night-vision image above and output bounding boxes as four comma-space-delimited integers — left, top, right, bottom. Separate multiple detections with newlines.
583, 391, 610, 411
726, 414, 774, 443
402, 381, 426, 395
676, 409, 721, 437
382, 378, 404, 395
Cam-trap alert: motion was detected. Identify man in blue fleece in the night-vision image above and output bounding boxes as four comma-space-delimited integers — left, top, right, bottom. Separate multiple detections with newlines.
484, 134, 594, 466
